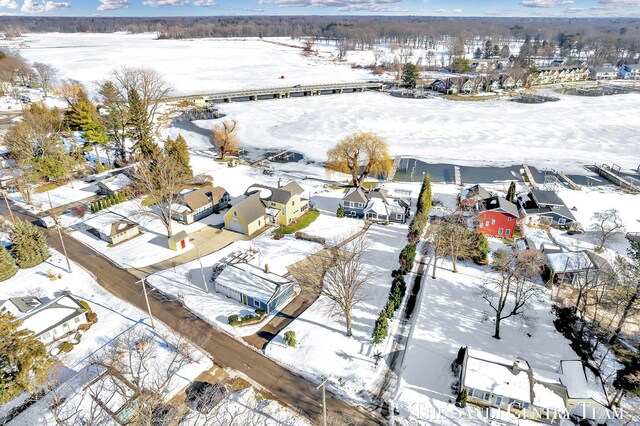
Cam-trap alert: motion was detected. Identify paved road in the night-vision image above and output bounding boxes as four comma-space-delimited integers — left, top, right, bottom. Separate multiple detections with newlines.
0, 201, 383, 425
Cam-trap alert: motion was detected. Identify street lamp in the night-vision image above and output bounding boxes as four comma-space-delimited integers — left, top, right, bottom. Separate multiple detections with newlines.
316, 375, 331, 426
137, 276, 156, 330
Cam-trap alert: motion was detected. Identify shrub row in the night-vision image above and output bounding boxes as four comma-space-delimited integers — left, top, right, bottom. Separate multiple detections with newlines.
372, 271, 408, 345
408, 174, 432, 245
228, 309, 266, 326
90, 191, 128, 213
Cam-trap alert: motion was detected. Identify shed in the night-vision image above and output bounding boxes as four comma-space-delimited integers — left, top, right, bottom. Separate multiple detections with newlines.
168, 230, 190, 252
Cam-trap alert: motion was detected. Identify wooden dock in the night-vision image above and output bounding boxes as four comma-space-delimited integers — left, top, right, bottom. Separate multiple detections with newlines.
594, 164, 640, 193
522, 165, 538, 189
557, 171, 581, 190
454, 166, 462, 186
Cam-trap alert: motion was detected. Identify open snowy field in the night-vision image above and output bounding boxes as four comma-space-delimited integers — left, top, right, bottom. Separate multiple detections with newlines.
14, 33, 373, 97
205, 91, 640, 175
264, 222, 409, 403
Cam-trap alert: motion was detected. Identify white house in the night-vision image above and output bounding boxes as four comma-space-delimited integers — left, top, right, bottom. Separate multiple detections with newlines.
619, 65, 640, 80
594, 66, 619, 80
96, 173, 133, 196
84, 212, 140, 245
0, 295, 89, 344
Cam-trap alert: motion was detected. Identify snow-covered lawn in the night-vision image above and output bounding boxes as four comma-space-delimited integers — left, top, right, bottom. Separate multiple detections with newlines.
394, 257, 578, 425
8, 180, 99, 212
0, 249, 212, 424
264, 222, 409, 402
146, 231, 323, 337
16, 33, 373, 97
300, 213, 364, 246
200, 91, 640, 175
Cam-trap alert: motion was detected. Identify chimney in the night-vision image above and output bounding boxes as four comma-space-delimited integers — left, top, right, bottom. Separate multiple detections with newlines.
264, 263, 269, 274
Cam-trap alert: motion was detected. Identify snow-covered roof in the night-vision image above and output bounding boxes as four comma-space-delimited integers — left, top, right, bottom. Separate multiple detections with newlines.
214, 262, 292, 304
546, 251, 595, 274
97, 173, 133, 192
18, 294, 87, 337
463, 348, 532, 404
84, 212, 139, 237
560, 360, 608, 407
533, 383, 566, 411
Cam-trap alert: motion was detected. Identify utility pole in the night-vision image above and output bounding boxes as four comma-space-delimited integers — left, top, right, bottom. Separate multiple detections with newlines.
139, 277, 156, 329
47, 191, 72, 273
2, 190, 14, 222
316, 375, 331, 426
197, 249, 209, 293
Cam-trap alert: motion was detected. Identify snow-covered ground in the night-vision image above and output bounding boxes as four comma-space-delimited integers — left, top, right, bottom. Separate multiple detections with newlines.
264, 222, 409, 403
201, 91, 640, 175
14, 33, 374, 97
0, 249, 212, 424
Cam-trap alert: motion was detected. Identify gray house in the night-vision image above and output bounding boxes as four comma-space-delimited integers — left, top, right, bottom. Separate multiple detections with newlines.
0, 294, 88, 344
341, 187, 410, 223
518, 189, 576, 228
172, 184, 230, 225
213, 262, 294, 314
96, 173, 133, 196
84, 212, 140, 245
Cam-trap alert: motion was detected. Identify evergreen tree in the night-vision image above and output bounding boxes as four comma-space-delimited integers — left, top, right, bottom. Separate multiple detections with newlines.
0, 246, 17, 281
0, 311, 53, 404
99, 80, 128, 163
506, 181, 516, 203
164, 134, 192, 179
127, 88, 157, 159
455, 389, 468, 408
336, 205, 345, 218
68, 91, 111, 173
9, 219, 49, 268
372, 314, 389, 345
473, 47, 482, 59
401, 62, 420, 88
483, 40, 493, 59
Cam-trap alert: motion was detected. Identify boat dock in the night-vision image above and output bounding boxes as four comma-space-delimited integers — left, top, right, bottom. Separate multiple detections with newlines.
557, 171, 581, 190
594, 163, 640, 193
522, 165, 539, 189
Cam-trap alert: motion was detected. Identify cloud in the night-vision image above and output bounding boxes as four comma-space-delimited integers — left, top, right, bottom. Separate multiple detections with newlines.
97, 0, 131, 10
599, 0, 640, 4
193, 0, 215, 5
21, 0, 70, 13
453, 8, 462, 12
258, 0, 403, 10
0, 0, 18, 9
521, 0, 573, 7
142, 0, 190, 6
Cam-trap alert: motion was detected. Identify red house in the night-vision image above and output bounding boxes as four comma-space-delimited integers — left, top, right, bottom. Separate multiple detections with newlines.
476, 196, 519, 238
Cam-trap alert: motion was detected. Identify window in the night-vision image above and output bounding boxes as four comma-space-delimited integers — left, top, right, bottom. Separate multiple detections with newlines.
558, 218, 566, 225
498, 228, 503, 235
508, 399, 523, 409
396, 214, 403, 220
254, 300, 260, 308
483, 393, 491, 401
491, 219, 496, 225
233, 211, 237, 216
258, 220, 261, 226
479, 222, 483, 228
508, 217, 512, 222
505, 229, 511, 236
74, 316, 81, 323
292, 201, 295, 206
357, 202, 364, 208
485, 221, 489, 227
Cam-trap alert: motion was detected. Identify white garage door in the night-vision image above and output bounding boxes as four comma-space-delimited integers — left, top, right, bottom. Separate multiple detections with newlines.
228, 220, 246, 235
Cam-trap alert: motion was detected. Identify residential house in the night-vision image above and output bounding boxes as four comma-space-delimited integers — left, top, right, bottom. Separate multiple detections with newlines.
594, 66, 619, 80
213, 262, 294, 314
96, 173, 133, 196
172, 184, 230, 225
476, 196, 520, 238
430, 78, 458, 94
501, 75, 516, 90
84, 212, 140, 245
0, 294, 88, 344
518, 189, 576, 228
458, 184, 492, 207
460, 347, 611, 424
619, 65, 640, 80
341, 187, 410, 224
528, 66, 590, 86
223, 181, 309, 236
546, 250, 613, 285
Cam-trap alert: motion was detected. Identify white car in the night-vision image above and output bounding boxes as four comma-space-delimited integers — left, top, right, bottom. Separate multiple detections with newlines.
38, 216, 56, 228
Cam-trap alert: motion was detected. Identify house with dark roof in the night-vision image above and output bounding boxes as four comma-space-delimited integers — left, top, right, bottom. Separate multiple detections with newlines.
224, 181, 308, 236
84, 212, 140, 245
172, 184, 230, 224
341, 187, 410, 224
518, 189, 576, 228
0, 294, 88, 344
476, 196, 520, 238
459, 184, 492, 207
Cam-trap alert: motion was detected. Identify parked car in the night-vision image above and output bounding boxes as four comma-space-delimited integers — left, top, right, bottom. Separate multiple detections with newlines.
38, 216, 56, 228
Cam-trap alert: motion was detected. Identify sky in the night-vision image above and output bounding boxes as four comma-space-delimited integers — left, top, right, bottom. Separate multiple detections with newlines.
0, 0, 639, 17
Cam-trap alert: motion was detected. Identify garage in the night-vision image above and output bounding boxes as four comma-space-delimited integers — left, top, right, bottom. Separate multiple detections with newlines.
227, 220, 246, 235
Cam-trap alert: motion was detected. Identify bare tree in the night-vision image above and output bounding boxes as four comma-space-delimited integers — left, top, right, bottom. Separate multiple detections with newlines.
302, 37, 315, 55
397, 44, 414, 64
109, 66, 172, 125
212, 120, 239, 160
480, 249, 545, 339
610, 248, 640, 341
33, 62, 58, 98
336, 39, 353, 61
305, 236, 374, 337
372, 49, 385, 67
326, 132, 392, 188
436, 213, 472, 273
590, 209, 625, 252
134, 154, 192, 238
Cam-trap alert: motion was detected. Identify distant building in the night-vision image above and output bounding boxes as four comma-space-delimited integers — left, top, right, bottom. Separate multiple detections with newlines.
341, 187, 410, 224
594, 66, 619, 80
213, 262, 294, 314
619, 65, 640, 80
0, 294, 88, 344
528, 66, 590, 86
84, 212, 140, 245
172, 184, 230, 225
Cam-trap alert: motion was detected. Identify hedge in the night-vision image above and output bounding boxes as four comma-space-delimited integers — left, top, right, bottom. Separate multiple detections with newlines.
228, 309, 266, 327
